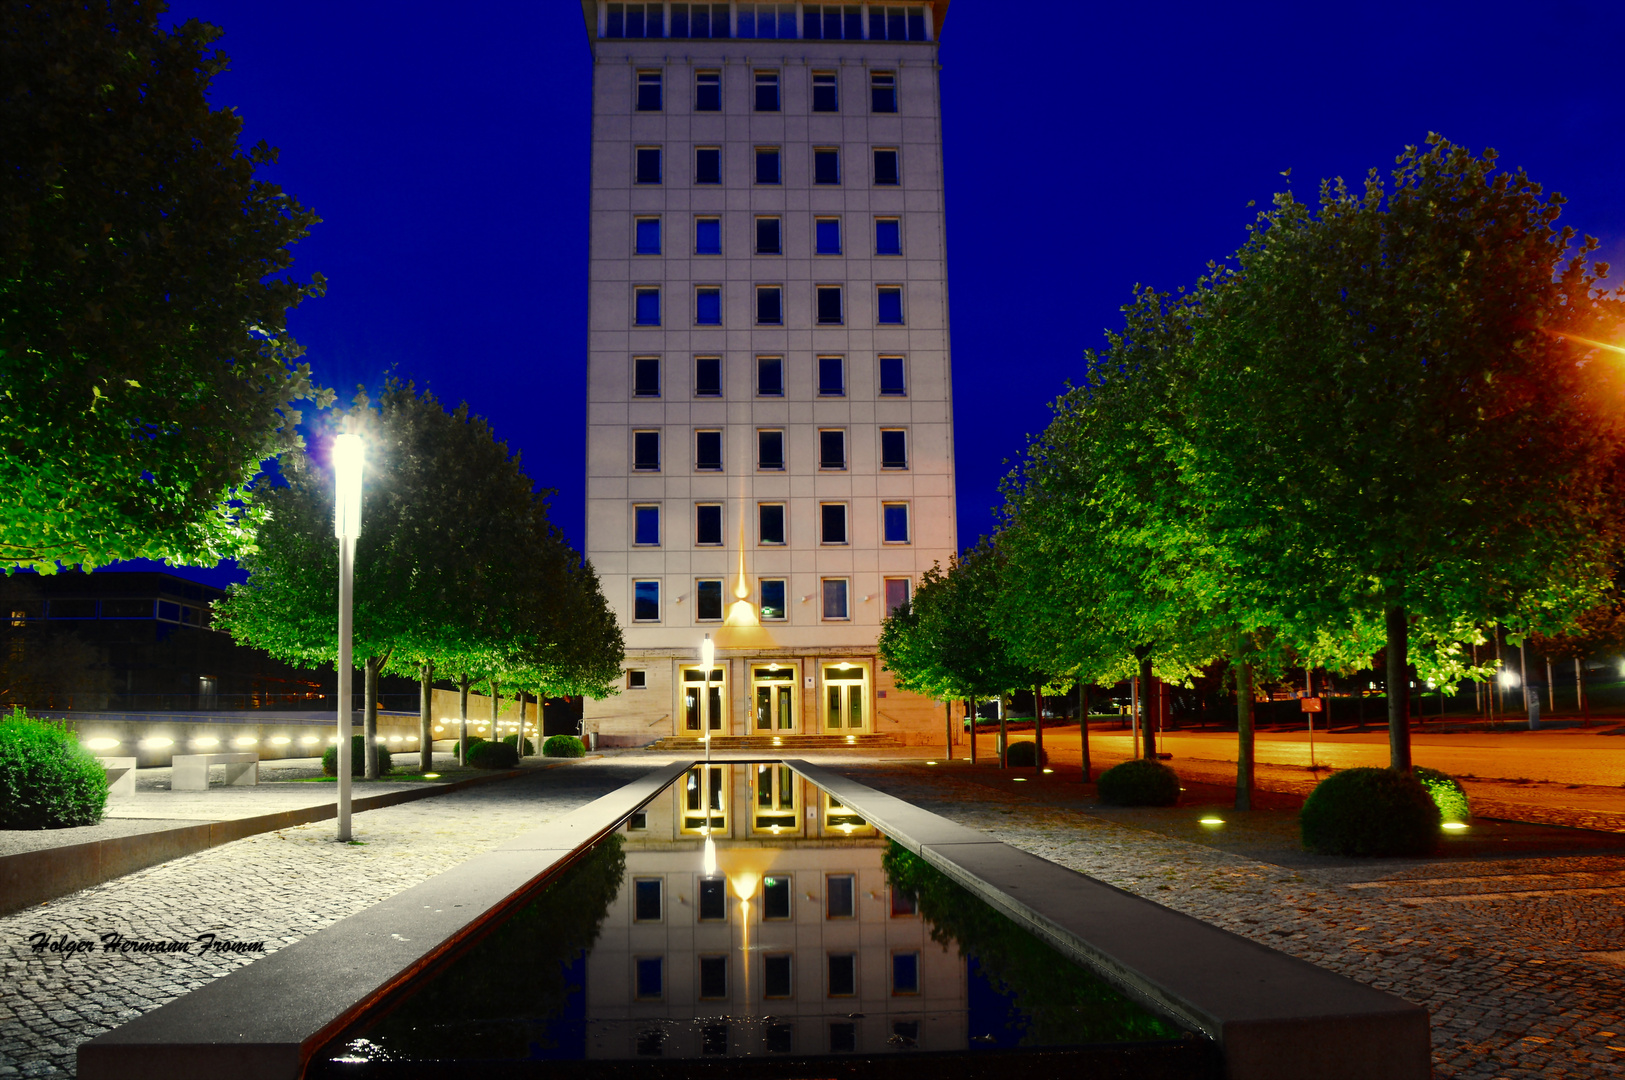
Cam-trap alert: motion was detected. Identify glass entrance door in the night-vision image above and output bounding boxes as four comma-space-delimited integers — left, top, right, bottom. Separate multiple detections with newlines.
752, 665, 797, 732
822, 664, 869, 732
682, 666, 726, 734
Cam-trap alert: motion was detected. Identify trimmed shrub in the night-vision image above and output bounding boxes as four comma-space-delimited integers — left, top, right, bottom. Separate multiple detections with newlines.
322, 735, 393, 777
500, 735, 535, 756
0, 707, 109, 828
1096, 758, 1181, 807
542, 735, 587, 759
1004, 740, 1047, 768
467, 740, 520, 769
1300, 767, 1440, 857
455, 737, 487, 763
1413, 766, 1471, 823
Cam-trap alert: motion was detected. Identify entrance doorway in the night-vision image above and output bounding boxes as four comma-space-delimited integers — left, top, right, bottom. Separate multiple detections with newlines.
752, 664, 798, 732
822, 663, 870, 733
682, 666, 726, 734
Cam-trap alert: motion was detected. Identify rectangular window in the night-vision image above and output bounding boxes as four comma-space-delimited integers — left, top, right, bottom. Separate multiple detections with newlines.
818, 356, 845, 396
871, 71, 897, 112
815, 217, 841, 255
634, 504, 660, 546
891, 884, 919, 916
820, 504, 847, 545
763, 875, 792, 919
671, 3, 732, 40
822, 578, 849, 619
699, 955, 728, 999
637, 70, 663, 111
880, 429, 908, 469
875, 218, 901, 255
877, 285, 904, 324
695, 286, 721, 325
756, 147, 782, 184
695, 356, 722, 397
755, 216, 782, 255
635, 956, 663, 1000
633, 356, 661, 397
695, 146, 722, 184
828, 953, 856, 996
884, 577, 911, 616
814, 148, 840, 185
636, 146, 662, 184
756, 285, 783, 325
695, 430, 723, 471
764, 954, 793, 998
827, 874, 855, 918
812, 71, 838, 112
635, 878, 663, 921
757, 356, 784, 396
698, 877, 726, 921
883, 502, 910, 543
803, 3, 863, 39
633, 580, 661, 621
759, 502, 786, 543
697, 579, 723, 621
874, 148, 899, 185
627, 670, 648, 691
760, 578, 787, 620
758, 430, 785, 471
695, 70, 721, 110
819, 429, 846, 470
695, 216, 721, 255
755, 70, 780, 111
696, 503, 723, 545
635, 216, 661, 255
893, 952, 920, 995
633, 430, 661, 470
830, 1022, 856, 1053
634, 287, 661, 326
816, 286, 843, 325
878, 356, 906, 396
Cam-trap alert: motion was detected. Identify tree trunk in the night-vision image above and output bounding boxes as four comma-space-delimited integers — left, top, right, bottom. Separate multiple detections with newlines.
998, 695, 1008, 769
514, 690, 526, 757
363, 657, 380, 779
1546, 659, 1554, 714
966, 698, 976, 764
1235, 648, 1254, 811
1033, 685, 1045, 771
1139, 652, 1156, 760
490, 680, 501, 748
458, 673, 470, 763
1079, 685, 1093, 782
944, 701, 952, 761
1386, 604, 1412, 772
419, 660, 433, 773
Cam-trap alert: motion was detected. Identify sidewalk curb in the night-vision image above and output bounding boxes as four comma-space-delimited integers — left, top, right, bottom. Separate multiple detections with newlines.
0, 768, 530, 917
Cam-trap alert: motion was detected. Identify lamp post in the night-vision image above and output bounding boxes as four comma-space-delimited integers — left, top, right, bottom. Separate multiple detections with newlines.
333, 433, 365, 841
701, 632, 715, 763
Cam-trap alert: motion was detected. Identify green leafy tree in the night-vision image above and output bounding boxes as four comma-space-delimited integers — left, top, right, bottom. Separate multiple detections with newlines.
1, 0, 330, 572
1185, 135, 1625, 771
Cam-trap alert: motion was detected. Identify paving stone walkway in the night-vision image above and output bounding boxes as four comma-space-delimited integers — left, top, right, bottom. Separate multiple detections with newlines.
836, 761, 1625, 1080
0, 761, 646, 1077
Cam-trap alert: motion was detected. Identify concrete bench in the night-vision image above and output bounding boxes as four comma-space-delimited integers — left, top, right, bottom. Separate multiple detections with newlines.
171, 753, 258, 791
97, 757, 137, 798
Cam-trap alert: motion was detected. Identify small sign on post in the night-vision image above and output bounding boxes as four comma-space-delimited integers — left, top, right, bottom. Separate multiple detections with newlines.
1300, 697, 1323, 713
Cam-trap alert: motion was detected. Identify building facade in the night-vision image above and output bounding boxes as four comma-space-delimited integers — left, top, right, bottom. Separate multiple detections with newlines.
581, 1, 956, 747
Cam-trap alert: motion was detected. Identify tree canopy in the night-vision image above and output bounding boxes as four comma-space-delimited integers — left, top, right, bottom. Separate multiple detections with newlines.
1, 0, 328, 573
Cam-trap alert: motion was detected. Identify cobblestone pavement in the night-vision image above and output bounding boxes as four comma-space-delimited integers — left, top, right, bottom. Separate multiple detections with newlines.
0, 761, 647, 1077
837, 761, 1625, 1080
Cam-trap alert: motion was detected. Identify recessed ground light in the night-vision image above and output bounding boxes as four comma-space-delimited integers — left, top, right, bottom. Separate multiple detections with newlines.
84, 737, 121, 751
191, 737, 220, 749
233, 736, 257, 747
925, 760, 938, 765
1200, 817, 1225, 826
1012, 777, 1028, 782
422, 773, 440, 779
1042, 768, 1054, 774
140, 737, 173, 749
1442, 822, 1468, 831
269, 736, 291, 746
300, 736, 319, 746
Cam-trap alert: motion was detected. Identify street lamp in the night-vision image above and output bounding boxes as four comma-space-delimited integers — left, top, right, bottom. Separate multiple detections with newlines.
333, 433, 364, 841
701, 632, 714, 763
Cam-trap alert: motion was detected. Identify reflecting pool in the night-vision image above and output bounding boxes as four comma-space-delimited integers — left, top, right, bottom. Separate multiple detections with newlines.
313, 764, 1210, 1077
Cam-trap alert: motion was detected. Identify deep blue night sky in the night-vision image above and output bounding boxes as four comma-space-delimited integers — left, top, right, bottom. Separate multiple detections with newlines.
126, 1, 1625, 587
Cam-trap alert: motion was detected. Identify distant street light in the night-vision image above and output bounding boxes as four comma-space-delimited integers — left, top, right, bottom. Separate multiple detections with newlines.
333, 433, 365, 841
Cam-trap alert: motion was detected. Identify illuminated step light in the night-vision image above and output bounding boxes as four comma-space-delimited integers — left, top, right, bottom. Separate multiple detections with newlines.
299, 736, 320, 746
1199, 817, 1225, 826
422, 772, 440, 779
1042, 768, 1055, 774
191, 737, 220, 749
1442, 822, 1468, 831
233, 736, 258, 747
84, 737, 121, 751
387, 736, 403, 743
434, 725, 444, 732
140, 737, 174, 749
269, 736, 291, 746
1012, 777, 1028, 782
925, 760, 938, 765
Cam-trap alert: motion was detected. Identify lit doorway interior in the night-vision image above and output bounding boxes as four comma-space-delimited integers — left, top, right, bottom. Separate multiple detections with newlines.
822, 662, 870, 733
752, 764, 798, 833
752, 663, 797, 732
682, 764, 727, 833
682, 665, 726, 735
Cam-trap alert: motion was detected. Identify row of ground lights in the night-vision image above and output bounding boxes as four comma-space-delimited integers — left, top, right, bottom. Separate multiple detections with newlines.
80, 735, 423, 752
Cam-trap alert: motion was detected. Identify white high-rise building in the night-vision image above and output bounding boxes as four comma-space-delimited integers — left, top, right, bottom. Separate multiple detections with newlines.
580, 2, 956, 748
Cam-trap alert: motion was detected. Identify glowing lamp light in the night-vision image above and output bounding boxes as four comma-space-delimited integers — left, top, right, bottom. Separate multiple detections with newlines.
233, 736, 258, 747
388, 736, 403, 744
1498, 669, 1520, 688
703, 835, 718, 876
332, 433, 365, 539
701, 633, 715, 670
84, 737, 120, 751
423, 772, 440, 779
1042, 768, 1055, 774
1442, 822, 1468, 831
300, 736, 320, 746
191, 736, 220, 749
925, 760, 938, 766
731, 872, 759, 900
328, 736, 340, 744
140, 737, 173, 749
1012, 776, 1028, 782
1200, 817, 1225, 826
434, 725, 444, 733
269, 736, 291, 746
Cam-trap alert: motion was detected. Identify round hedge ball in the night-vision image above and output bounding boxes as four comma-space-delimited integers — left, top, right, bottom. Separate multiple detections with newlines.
500, 734, 535, 756
1300, 767, 1441, 857
0, 709, 109, 829
1411, 766, 1471, 823
466, 740, 520, 769
1096, 758, 1181, 806
542, 735, 587, 758
1004, 740, 1046, 768
321, 735, 393, 777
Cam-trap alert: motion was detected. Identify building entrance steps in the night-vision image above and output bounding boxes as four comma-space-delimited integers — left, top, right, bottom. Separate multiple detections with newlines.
641, 733, 902, 752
